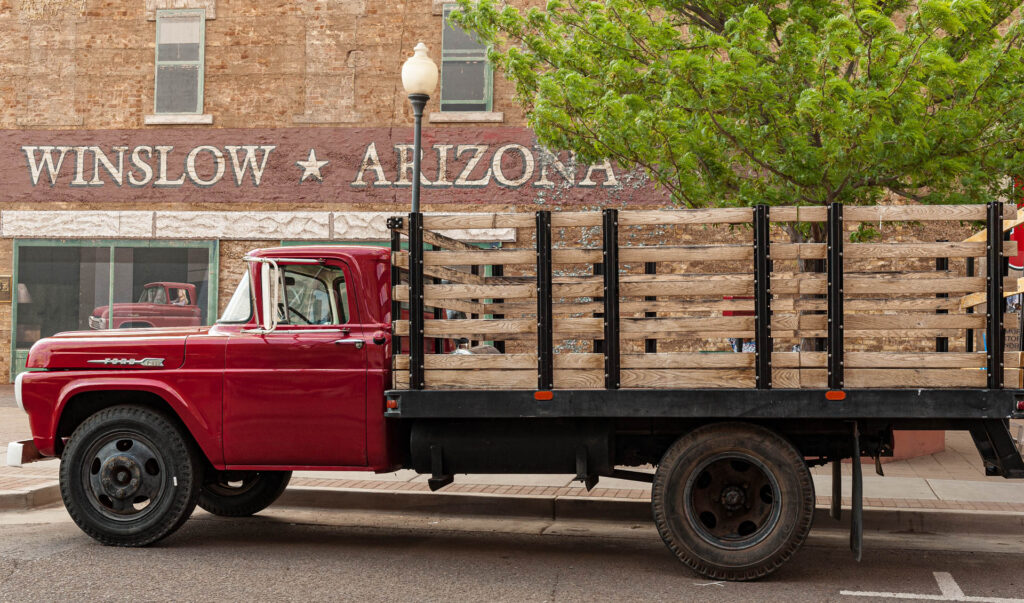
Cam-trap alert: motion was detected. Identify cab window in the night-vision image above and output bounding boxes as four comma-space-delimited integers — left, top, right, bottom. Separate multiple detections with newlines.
277, 264, 348, 325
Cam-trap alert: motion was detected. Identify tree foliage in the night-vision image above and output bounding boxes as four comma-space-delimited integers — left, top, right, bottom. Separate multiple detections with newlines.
452, 0, 1024, 208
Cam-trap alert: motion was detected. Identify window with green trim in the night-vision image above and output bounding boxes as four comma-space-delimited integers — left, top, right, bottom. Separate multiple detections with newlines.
440, 4, 492, 112
155, 9, 206, 114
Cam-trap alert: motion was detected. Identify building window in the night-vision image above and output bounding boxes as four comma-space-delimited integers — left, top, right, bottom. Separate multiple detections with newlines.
440, 4, 491, 112
11, 240, 217, 379
154, 9, 206, 115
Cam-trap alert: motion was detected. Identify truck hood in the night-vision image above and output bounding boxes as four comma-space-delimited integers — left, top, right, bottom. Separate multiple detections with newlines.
26, 327, 208, 370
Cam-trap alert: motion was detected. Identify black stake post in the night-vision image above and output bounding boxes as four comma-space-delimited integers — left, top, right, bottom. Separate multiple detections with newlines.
967, 257, 975, 353
408, 212, 425, 390
936, 250, 949, 353
827, 203, 845, 390
492, 264, 506, 354
603, 209, 620, 389
987, 202, 1005, 390
644, 262, 657, 353
754, 205, 773, 389
389, 219, 403, 356
536, 211, 554, 390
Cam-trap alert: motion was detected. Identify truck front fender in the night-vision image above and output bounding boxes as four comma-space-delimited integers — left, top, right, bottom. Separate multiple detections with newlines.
50, 377, 222, 466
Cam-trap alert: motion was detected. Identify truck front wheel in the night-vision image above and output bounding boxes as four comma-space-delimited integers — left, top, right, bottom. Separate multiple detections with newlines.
58, 405, 203, 546
652, 423, 814, 581
198, 470, 291, 517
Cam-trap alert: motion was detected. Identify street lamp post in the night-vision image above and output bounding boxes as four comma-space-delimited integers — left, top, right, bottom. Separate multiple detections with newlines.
401, 42, 439, 214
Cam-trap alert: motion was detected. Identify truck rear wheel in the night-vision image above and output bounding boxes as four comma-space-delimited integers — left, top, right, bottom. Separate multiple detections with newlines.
58, 405, 202, 547
652, 422, 814, 581
199, 470, 291, 517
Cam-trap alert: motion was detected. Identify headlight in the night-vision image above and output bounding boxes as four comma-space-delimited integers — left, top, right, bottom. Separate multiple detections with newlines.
88, 316, 104, 329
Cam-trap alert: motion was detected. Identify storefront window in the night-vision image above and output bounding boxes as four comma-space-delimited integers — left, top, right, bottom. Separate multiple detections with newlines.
15, 246, 110, 349
13, 241, 217, 377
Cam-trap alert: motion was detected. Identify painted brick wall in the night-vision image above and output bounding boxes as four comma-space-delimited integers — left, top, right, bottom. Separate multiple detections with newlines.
0, 0, 529, 130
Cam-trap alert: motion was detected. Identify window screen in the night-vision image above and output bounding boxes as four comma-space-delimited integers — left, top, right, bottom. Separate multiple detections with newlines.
440, 4, 491, 112
155, 10, 205, 114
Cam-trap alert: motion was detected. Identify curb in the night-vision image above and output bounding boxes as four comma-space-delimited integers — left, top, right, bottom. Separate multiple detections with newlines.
276, 486, 1024, 535
0, 484, 60, 511
5, 482, 1023, 537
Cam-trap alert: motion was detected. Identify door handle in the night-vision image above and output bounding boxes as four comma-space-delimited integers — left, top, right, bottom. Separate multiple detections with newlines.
333, 338, 364, 349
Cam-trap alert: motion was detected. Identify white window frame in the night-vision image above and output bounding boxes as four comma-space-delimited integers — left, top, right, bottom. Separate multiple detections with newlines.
146, 9, 212, 124
431, 3, 503, 124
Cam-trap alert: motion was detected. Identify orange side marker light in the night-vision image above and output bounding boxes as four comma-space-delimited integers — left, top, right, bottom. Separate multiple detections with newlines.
534, 391, 554, 401
386, 399, 399, 409
825, 390, 846, 401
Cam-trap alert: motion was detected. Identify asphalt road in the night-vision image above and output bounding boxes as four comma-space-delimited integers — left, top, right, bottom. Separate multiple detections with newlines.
1, 506, 1022, 602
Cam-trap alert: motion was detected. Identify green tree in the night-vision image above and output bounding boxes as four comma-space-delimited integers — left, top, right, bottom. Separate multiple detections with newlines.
453, 0, 1024, 215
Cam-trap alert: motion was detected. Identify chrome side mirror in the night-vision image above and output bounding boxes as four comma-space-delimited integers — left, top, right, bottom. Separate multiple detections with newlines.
260, 262, 278, 332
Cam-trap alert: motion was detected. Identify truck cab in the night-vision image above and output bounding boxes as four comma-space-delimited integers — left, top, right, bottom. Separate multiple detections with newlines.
89, 282, 202, 330
12, 245, 399, 545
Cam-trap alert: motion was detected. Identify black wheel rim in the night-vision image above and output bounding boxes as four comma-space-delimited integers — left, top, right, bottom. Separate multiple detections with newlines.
683, 452, 782, 550
80, 430, 167, 522
204, 472, 261, 497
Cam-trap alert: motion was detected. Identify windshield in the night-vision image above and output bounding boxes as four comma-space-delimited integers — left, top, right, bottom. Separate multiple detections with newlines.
218, 273, 252, 323
138, 286, 167, 304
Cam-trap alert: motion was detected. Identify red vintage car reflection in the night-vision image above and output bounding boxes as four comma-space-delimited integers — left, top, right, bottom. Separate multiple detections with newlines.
88, 282, 200, 329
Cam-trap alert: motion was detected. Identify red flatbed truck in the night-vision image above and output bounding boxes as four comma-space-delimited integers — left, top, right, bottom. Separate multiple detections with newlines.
8, 203, 1024, 581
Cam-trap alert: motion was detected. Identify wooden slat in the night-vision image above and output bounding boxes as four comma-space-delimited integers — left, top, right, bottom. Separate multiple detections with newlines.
961, 207, 1023, 242
392, 252, 485, 283
769, 242, 1008, 260
620, 317, 753, 335
618, 245, 753, 262
550, 212, 604, 227
772, 276, 1012, 295
621, 353, 754, 369
396, 225, 482, 252
847, 242, 995, 259
618, 208, 753, 225
553, 369, 605, 389
792, 298, 964, 312
844, 314, 985, 330
620, 369, 755, 388
770, 369, 827, 388
768, 313, 986, 331
491, 299, 758, 315
770, 206, 827, 222
960, 283, 1024, 309
844, 369, 985, 388
771, 351, 988, 368
422, 213, 535, 229
843, 204, 1009, 222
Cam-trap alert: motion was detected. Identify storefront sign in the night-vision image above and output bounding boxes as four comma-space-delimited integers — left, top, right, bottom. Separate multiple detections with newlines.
0, 277, 11, 304
2, 127, 664, 206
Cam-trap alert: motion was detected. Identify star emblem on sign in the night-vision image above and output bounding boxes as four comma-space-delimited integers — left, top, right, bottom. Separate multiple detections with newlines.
296, 149, 328, 182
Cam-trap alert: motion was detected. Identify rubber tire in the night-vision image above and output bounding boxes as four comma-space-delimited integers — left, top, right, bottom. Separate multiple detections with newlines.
652, 422, 815, 581
59, 405, 203, 547
198, 471, 291, 517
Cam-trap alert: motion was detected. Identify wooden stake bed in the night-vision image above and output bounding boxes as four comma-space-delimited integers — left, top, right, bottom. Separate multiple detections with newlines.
389, 203, 1024, 393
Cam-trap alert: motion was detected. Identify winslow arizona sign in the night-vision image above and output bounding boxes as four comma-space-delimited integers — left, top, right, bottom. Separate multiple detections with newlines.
1, 127, 663, 206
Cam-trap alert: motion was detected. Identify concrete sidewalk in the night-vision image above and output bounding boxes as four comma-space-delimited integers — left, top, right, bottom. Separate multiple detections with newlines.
3, 385, 1023, 524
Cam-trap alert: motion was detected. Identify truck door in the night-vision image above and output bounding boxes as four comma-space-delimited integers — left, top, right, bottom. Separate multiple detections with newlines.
222, 260, 368, 466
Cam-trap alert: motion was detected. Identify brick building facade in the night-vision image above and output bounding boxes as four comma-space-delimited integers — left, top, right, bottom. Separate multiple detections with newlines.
0, 0, 667, 382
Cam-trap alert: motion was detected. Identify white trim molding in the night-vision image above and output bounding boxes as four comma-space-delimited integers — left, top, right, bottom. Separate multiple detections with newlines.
146, 0, 216, 19
429, 111, 505, 124
0, 211, 516, 242
144, 114, 214, 125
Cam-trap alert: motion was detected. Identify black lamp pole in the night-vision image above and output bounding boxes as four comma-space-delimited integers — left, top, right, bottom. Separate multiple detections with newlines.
409, 93, 429, 213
